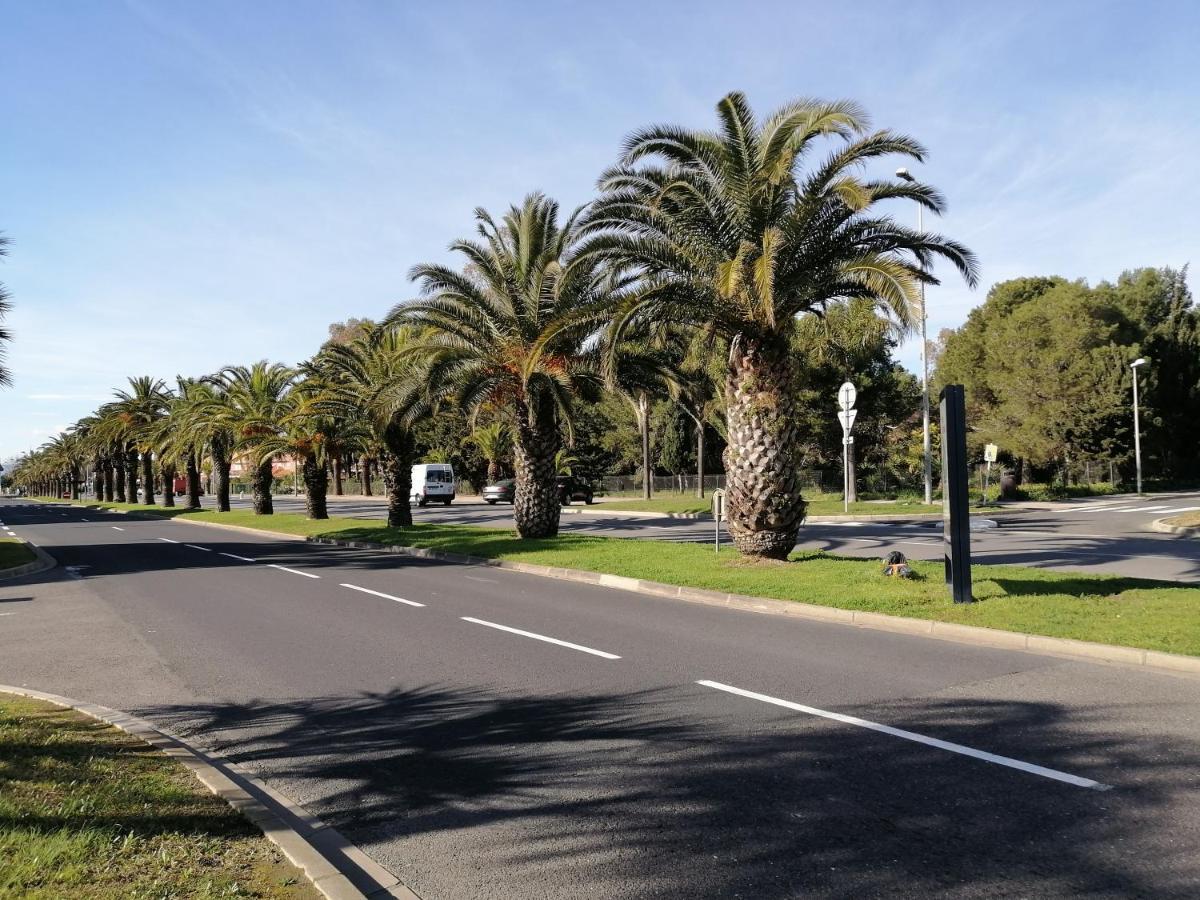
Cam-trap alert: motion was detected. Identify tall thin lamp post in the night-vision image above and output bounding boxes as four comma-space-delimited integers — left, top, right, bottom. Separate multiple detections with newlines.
1131, 357, 1147, 495
896, 168, 932, 504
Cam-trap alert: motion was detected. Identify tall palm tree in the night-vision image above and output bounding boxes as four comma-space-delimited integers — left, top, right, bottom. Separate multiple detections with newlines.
251, 377, 333, 520
313, 324, 426, 528
389, 193, 609, 538
211, 362, 296, 515
0, 233, 12, 388
113, 376, 170, 505
171, 379, 236, 511
465, 421, 513, 483
582, 92, 977, 557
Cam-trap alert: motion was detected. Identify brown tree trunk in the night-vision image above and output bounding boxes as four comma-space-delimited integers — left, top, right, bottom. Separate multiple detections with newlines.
92, 456, 104, 501
332, 454, 344, 495
212, 442, 232, 512
186, 451, 202, 510
638, 393, 652, 500
251, 460, 274, 515
124, 447, 138, 506
487, 458, 501, 483
303, 455, 329, 519
723, 335, 806, 559
141, 451, 155, 506
161, 464, 175, 507
105, 463, 116, 502
381, 424, 414, 528
360, 455, 371, 496
513, 394, 561, 538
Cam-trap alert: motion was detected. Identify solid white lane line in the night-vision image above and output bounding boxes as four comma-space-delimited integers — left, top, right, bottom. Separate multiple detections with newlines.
697, 680, 1109, 790
268, 564, 320, 579
219, 552, 257, 562
339, 583, 424, 607
157, 537, 180, 544
111, 526, 124, 531
185, 544, 212, 552
461, 616, 621, 660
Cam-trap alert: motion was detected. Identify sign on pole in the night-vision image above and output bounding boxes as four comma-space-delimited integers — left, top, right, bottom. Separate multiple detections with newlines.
982, 443, 998, 502
711, 488, 726, 553
837, 382, 857, 513
983, 443, 998, 463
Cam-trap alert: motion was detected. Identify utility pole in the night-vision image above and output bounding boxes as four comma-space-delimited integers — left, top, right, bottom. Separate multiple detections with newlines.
897, 168, 933, 504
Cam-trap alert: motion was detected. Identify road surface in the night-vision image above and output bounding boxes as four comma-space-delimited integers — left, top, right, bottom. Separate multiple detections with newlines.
2, 498, 1198, 898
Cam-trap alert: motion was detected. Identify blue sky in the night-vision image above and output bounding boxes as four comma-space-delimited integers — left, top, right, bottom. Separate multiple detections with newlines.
1, 0, 1196, 462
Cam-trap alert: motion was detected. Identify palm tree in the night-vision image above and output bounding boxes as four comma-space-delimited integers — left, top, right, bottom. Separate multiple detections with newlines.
390, 193, 609, 538
112, 376, 170, 505
161, 378, 207, 510
171, 379, 236, 511
211, 362, 296, 515
0, 233, 13, 388
250, 377, 332, 519
465, 421, 513, 483
582, 92, 977, 557
313, 324, 426, 528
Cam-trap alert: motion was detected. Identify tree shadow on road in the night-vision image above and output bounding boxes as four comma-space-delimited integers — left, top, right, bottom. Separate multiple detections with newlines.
141, 685, 1200, 899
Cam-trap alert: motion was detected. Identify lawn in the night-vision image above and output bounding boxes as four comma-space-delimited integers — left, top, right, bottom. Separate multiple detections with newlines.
1165, 512, 1200, 528
54, 497, 1200, 658
0, 537, 36, 570
0, 694, 320, 899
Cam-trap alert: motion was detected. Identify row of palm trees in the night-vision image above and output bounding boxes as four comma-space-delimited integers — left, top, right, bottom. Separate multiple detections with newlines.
9, 92, 976, 558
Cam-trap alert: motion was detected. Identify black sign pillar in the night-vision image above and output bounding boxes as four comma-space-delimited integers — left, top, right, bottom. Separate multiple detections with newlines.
940, 384, 973, 603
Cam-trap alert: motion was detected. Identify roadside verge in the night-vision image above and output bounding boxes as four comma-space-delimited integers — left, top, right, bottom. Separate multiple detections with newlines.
1153, 516, 1200, 537
0, 684, 417, 900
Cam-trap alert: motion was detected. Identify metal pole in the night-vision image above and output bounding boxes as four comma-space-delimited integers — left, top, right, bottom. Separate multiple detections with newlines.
918, 203, 932, 506
1133, 366, 1143, 495
843, 438, 849, 513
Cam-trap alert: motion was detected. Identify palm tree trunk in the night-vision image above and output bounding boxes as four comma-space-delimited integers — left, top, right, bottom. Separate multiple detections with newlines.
696, 419, 705, 499
487, 458, 501, 483
360, 455, 371, 496
303, 455, 329, 519
186, 451, 202, 510
381, 425, 414, 528
141, 451, 155, 506
92, 456, 104, 500
251, 460, 274, 515
124, 447, 138, 506
723, 335, 806, 559
160, 464, 175, 507
513, 395, 560, 539
70, 467, 81, 501
332, 454, 344, 495
212, 444, 232, 512
106, 463, 117, 502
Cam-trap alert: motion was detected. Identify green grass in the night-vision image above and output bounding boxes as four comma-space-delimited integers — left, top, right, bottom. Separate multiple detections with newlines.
43, 498, 1200, 657
0, 695, 320, 899
0, 537, 35, 570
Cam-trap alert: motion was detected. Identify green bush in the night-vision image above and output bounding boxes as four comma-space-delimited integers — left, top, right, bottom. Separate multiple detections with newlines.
1014, 482, 1120, 501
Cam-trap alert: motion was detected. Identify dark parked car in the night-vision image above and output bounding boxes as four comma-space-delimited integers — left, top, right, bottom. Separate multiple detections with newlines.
482, 478, 515, 504
557, 475, 594, 505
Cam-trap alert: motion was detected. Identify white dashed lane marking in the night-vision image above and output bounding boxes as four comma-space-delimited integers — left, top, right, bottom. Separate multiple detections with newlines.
461, 616, 621, 660
185, 544, 212, 552
219, 552, 257, 562
339, 583, 424, 607
697, 680, 1109, 790
268, 564, 320, 579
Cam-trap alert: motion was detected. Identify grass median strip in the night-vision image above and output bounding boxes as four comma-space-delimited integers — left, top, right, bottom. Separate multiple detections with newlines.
1166, 511, 1200, 528
0, 538, 36, 571
0, 694, 320, 898
47, 500, 1200, 658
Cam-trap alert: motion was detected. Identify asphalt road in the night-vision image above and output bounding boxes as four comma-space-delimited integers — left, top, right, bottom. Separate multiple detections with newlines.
219, 490, 1200, 582
2, 498, 1199, 898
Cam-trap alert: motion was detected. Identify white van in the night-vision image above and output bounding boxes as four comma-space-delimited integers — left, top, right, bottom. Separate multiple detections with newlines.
410, 463, 456, 506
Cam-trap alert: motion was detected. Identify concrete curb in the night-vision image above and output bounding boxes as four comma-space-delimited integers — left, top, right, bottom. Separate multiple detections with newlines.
0, 685, 417, 900
1152, 516, 1200, 537
0, 538, 57, 581
30, 500, 1200, 677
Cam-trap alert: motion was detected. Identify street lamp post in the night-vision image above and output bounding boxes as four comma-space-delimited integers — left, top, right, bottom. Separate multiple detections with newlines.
896, 167, 932, 505
1131, 357, 1147, 495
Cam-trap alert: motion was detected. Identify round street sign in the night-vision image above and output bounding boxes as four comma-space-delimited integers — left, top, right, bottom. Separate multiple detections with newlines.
838, 381, 857, 411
